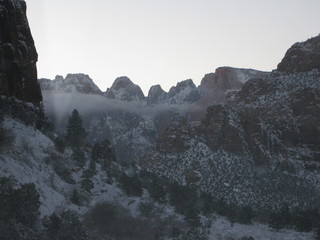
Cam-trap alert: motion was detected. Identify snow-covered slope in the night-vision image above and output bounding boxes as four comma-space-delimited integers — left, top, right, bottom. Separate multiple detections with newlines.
143, 69, 320, 211
209, 216, 312, 240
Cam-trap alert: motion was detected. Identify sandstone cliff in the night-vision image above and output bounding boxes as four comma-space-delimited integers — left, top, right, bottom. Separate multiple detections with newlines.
0, 0, 42, 102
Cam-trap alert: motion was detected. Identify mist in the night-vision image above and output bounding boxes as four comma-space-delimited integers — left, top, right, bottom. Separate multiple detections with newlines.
42, 90, 207, 130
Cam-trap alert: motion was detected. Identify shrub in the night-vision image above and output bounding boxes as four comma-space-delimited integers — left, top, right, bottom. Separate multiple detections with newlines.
44, 211, 88, 240
54, 136, 66, 153
46, 150, 75, 184
118, 173, 143, 197
0, 127, 15, 149
84, 202, 158, 240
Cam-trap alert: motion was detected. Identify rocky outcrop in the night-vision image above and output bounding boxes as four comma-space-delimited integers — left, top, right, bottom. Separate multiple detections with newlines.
147, 84, 167, 105
168, 79, 201, 104
277, 34, 320, 72
147, 79, 201, 105
0, 0, 42, 102
105, 76, 145, 101
39, 74, 102, 94
198, 67, 268, 104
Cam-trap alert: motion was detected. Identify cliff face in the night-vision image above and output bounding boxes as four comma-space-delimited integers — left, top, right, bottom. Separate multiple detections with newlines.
198, 67, 269, 105
0, 0, 42, 102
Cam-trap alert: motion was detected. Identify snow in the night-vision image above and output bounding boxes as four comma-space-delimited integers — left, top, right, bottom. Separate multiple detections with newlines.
0, 118, 69, 217
209, 216, 313, 240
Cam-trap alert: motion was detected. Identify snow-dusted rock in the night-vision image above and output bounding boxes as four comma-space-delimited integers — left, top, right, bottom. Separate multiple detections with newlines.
277, 34, 320, 72
105, 76, 145, 101
39, 74, 102, 95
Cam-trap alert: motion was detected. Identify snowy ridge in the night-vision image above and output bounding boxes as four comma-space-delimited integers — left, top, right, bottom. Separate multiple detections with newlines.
39, 74, 102, 95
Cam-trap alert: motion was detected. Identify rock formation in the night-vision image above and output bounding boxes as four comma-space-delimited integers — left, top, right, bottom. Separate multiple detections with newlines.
39, 74, 102, 95
198, 67, 268, 104
0, 0, 42, 102
105, 76, 145, 101
142, 35, 320, 210
277, 34, 320, 72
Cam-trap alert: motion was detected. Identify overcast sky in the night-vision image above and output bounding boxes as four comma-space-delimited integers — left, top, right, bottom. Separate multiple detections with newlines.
26, 0, 320, 95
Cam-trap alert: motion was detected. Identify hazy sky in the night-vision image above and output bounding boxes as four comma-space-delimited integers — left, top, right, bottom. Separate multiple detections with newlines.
26, 0, 320, 95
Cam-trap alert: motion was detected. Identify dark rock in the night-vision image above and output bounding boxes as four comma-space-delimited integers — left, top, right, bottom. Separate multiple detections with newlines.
0, 0, 42, 102
277, 34, 320, 72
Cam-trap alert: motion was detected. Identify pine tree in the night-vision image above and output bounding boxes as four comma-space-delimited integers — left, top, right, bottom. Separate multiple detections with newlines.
45, 211, 88, 240
71, 147, 85, 167
92, 140, 115, 161
66, 109, 87, 147
54, 136, 66, 153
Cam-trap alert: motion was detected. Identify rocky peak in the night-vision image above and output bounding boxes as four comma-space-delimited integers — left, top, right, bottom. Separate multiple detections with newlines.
198, 67, 268, 104
147, 84, 167, 104
0, 0, 42, 102
277, 34, 320, 72
167, 79, 200, 104
105, 76, 145, 101
199, 72, 215, 92
39, 73, 102, 94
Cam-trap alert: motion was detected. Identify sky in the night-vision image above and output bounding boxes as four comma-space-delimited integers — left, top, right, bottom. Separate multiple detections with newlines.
26, 0, 320, 95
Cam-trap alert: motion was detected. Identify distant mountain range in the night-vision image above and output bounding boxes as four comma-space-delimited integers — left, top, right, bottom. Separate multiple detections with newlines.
1, 0, 320, 238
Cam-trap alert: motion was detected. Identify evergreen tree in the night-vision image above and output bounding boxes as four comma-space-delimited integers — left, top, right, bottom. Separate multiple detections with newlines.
268, 204, 291, 231
82, 159, 97, 178
315, 224, 320, 240
81, 178, 94, 192
54, 136, 66, 153
66, 109, 87, 147
44, 211, 88, 240
118, 173, 143, 197
91, 139, 116, 168
71, 147, 86, 167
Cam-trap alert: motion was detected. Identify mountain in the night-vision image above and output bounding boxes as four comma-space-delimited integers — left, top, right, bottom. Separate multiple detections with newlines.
147, 79, 201, 105
142, 37, 320, 211
198, 67, 269, 105
0, 0, 42, 102
39, 74, 102, 95
2, 1, 320, 238
105, 76, 145, 101
277, 34, 320, 72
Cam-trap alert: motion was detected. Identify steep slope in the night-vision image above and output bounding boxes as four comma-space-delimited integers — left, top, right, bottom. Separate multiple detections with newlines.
0, 0, 42, 102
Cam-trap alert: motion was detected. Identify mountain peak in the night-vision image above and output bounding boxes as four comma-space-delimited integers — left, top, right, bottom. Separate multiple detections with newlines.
147, 84, 166, 104
111, 76, 134, 90
277, 34, 320, 72
167, 79, 200, 104
105, 76, 145, 101
39, 73, 102, 94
